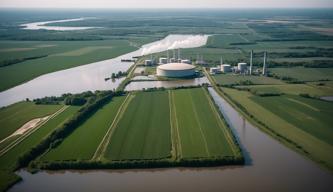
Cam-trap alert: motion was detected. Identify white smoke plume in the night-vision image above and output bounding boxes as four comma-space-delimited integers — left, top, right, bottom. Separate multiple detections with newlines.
141, 34, 208, 56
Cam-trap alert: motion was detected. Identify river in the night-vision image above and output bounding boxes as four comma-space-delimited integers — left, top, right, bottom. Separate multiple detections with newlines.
20, 18, 99, 31
0, 34, 208, 107
9, 88, 333, 192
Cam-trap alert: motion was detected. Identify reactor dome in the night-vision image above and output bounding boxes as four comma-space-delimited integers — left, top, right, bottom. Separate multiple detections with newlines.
156, 63, 195, 77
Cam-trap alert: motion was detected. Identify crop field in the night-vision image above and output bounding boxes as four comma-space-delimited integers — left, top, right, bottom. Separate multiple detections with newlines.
0, 39, 140, 91
237, 82, 333, 96
0, 106, 80, 170
104, 91, 171, 160
38, 88, 241, 163
251, 95, 333, 145
41, 96, 126, 161
171, 88, 237, 159
213, 74, 284, 85
269, 67, 333, 81
222, 87, 333, 170
0, 101, 63, 141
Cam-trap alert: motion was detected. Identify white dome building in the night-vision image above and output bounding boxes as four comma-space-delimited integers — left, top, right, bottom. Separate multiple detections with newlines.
156, 63, 195, 77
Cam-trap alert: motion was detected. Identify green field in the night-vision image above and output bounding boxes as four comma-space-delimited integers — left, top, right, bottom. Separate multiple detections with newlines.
41, 96, 126, 161
171, 88, 237, 159
0, 106, 79, 191
0, 39, 140, 91
269, 67, 333, 81
0, 101, 62, 141
222, 87, 333, 170
213, 74, 284, 85
238, 82, 333, 96
251, 95, 333, 145
0, 106, 79, 169
104, 91, 171, 160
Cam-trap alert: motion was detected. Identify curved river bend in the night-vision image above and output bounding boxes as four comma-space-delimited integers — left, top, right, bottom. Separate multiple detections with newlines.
9, 88, 333, 192
0, 34, 208, 107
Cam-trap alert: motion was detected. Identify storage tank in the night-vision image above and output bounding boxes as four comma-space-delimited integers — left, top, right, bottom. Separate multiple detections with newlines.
156, 63, 195, 77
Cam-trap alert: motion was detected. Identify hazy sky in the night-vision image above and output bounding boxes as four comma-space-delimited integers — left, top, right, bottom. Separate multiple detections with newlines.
0, 0, 332, 8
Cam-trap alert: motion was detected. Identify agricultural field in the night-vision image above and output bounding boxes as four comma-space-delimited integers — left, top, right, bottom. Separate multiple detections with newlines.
212, 74, 284, 85
41, 96, 126, 161
221, 87, 333, 170
0, 39, 141, 91
237, 82, 333, 97
104, 91, 171, 160
269, 67, 333, 81
251, 95, 333, 145
37, 88, 241, 164
0, 106, 80, 191
171, 88, 238, 158
0, 101, 63, 141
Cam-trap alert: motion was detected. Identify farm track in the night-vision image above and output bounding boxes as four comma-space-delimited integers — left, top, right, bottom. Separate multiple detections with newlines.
0, 105, 68, 157
92, 94, 134, 160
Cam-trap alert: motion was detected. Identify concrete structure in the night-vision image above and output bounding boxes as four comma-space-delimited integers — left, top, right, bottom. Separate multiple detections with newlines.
210, 67, 220, 74
262, 51, 267, 76
156, 63, 195, 77
181, 59, 191, 64
159, 57, 168, 64
238, 62, 247, 73
169, 58, 176, 63
145, 59, 153, 66
221, 64, 231, 73
250, 50, 253, 75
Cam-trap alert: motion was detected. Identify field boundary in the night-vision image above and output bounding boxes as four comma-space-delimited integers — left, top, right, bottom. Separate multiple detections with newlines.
169, 90, 182, 160
0, 105, 68, 157
189, 90, 211, 157
92, 93, 133, 160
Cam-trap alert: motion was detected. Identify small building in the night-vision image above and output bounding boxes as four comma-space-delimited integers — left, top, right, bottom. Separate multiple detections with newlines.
169, 58, 177, 63
210, 67, 221, 74
221, 64, 231, 73
238, 63, 247, 73
159, 57, 168, 64
145, 59, 153, 66
181, 59, 191, 64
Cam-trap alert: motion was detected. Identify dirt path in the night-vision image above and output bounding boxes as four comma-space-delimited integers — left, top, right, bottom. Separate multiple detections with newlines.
0, 105, 68, 157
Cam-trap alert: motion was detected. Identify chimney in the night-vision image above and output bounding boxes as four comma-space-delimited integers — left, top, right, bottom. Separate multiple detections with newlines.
250, 50, 253, 75
262, 51, 267, 76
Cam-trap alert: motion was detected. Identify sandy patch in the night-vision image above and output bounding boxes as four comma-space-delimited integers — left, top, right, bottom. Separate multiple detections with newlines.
12, 116, 49, 136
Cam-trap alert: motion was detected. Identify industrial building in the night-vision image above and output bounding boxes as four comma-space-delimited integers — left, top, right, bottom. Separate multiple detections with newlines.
159, 57, 168, 64
210, 67, 220, 74
145, 59, 153, 66
237, 63, 247, 73
221, 64, 231, 73
156, 63, 195, 77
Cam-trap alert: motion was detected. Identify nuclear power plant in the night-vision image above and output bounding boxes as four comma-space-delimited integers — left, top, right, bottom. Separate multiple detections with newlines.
208, 50, 268, 75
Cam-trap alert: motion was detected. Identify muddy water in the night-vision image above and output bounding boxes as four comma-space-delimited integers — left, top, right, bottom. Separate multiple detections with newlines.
0, 34, 208, 107
9, 88, 333, 192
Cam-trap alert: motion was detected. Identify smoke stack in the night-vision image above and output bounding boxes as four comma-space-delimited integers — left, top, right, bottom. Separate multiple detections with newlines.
178, 48, 181, 61
220, 56, 223, 65
173, 49, 175, 59
167, 49, 169, 62
262, 51, 267, 76
250, 50, 253, 75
